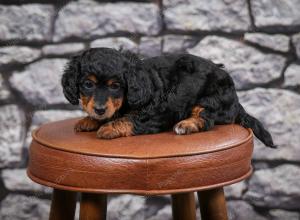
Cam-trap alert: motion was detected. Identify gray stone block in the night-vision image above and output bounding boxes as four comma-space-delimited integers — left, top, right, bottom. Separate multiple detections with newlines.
139, 37, 162, 57
238, 88, 300, 161
163, 0, 250, 32
269, 209, 300, 220
2, 169, 51, 194
244, 33, 290, 52
0, 46, 41, 67
284, 63, 300, 87
107, 195, 146, 220
224, 181, 247, 199
9, 58, 68, 105
0, 194, 50, 220
227, 201, 267, 220
0, 105, 25, 168
54, 1, 161, 41
0, 4, 54, 41
162, 35, 199, 53
42, 43, 85, 56
90, 37, 138, 52
188, 36, 286, 89
147, 205, 172, 220
244, 165, 300, 209
251, 0, 300, 27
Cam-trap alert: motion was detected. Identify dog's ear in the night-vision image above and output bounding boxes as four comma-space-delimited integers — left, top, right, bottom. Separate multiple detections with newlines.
61, 55, 81, 105
123, 51, 153, 108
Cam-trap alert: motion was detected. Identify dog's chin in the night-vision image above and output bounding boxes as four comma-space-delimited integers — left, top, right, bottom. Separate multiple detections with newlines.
87, 111, 115, 121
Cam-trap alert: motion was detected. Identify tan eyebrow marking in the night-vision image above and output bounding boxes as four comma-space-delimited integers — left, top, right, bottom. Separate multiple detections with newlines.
87, 74, 97, 83
106, 79, 117, 86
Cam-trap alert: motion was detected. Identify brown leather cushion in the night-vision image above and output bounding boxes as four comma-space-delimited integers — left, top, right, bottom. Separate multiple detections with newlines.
27, 118, 253, 195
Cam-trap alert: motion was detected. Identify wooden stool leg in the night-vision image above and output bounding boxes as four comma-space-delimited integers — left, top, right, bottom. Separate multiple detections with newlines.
49, 189, 77, 220
197, 188, 228, 220
171, 192, 196, 220
80, 193, 107, 220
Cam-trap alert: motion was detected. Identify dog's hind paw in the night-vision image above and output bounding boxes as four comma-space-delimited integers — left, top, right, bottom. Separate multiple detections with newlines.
174, 119, 199, 135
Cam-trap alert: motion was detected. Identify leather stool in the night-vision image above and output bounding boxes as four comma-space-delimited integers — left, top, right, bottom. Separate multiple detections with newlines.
27, 118, 253, 220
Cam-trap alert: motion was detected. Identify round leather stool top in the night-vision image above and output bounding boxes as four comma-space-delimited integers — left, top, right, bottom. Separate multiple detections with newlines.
27, 118, 253, 195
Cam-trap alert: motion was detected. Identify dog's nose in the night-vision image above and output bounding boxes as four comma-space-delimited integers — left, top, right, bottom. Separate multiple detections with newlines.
94, 106, 106, 115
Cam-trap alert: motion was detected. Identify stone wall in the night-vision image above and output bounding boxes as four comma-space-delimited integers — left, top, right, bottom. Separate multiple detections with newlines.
0, 0, 300, 219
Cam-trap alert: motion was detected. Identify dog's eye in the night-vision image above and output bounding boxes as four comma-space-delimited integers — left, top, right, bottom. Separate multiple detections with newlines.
109, 82, 120, 90
83, 80, 95, 90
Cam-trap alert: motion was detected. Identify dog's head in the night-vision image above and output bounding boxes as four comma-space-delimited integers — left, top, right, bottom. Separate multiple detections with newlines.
62, 48, 152, 120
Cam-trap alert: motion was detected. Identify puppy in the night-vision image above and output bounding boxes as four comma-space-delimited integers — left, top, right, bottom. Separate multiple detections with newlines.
62, 48, 276, 148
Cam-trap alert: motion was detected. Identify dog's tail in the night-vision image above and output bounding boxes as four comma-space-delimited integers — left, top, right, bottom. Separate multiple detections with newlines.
235, 104, 277, 148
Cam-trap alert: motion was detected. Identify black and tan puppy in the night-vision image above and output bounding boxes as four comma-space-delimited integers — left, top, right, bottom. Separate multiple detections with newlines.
62, 48, 276, 148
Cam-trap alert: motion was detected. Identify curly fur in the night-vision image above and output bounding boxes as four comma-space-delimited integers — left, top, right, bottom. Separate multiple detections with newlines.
62, 48, 276, 148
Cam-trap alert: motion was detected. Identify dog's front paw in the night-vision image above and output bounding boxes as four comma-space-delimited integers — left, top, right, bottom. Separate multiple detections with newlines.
74, 117, 100, 132
97, 118, 133, 139
174, 119, 199, 135
97, 123, 121, 139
